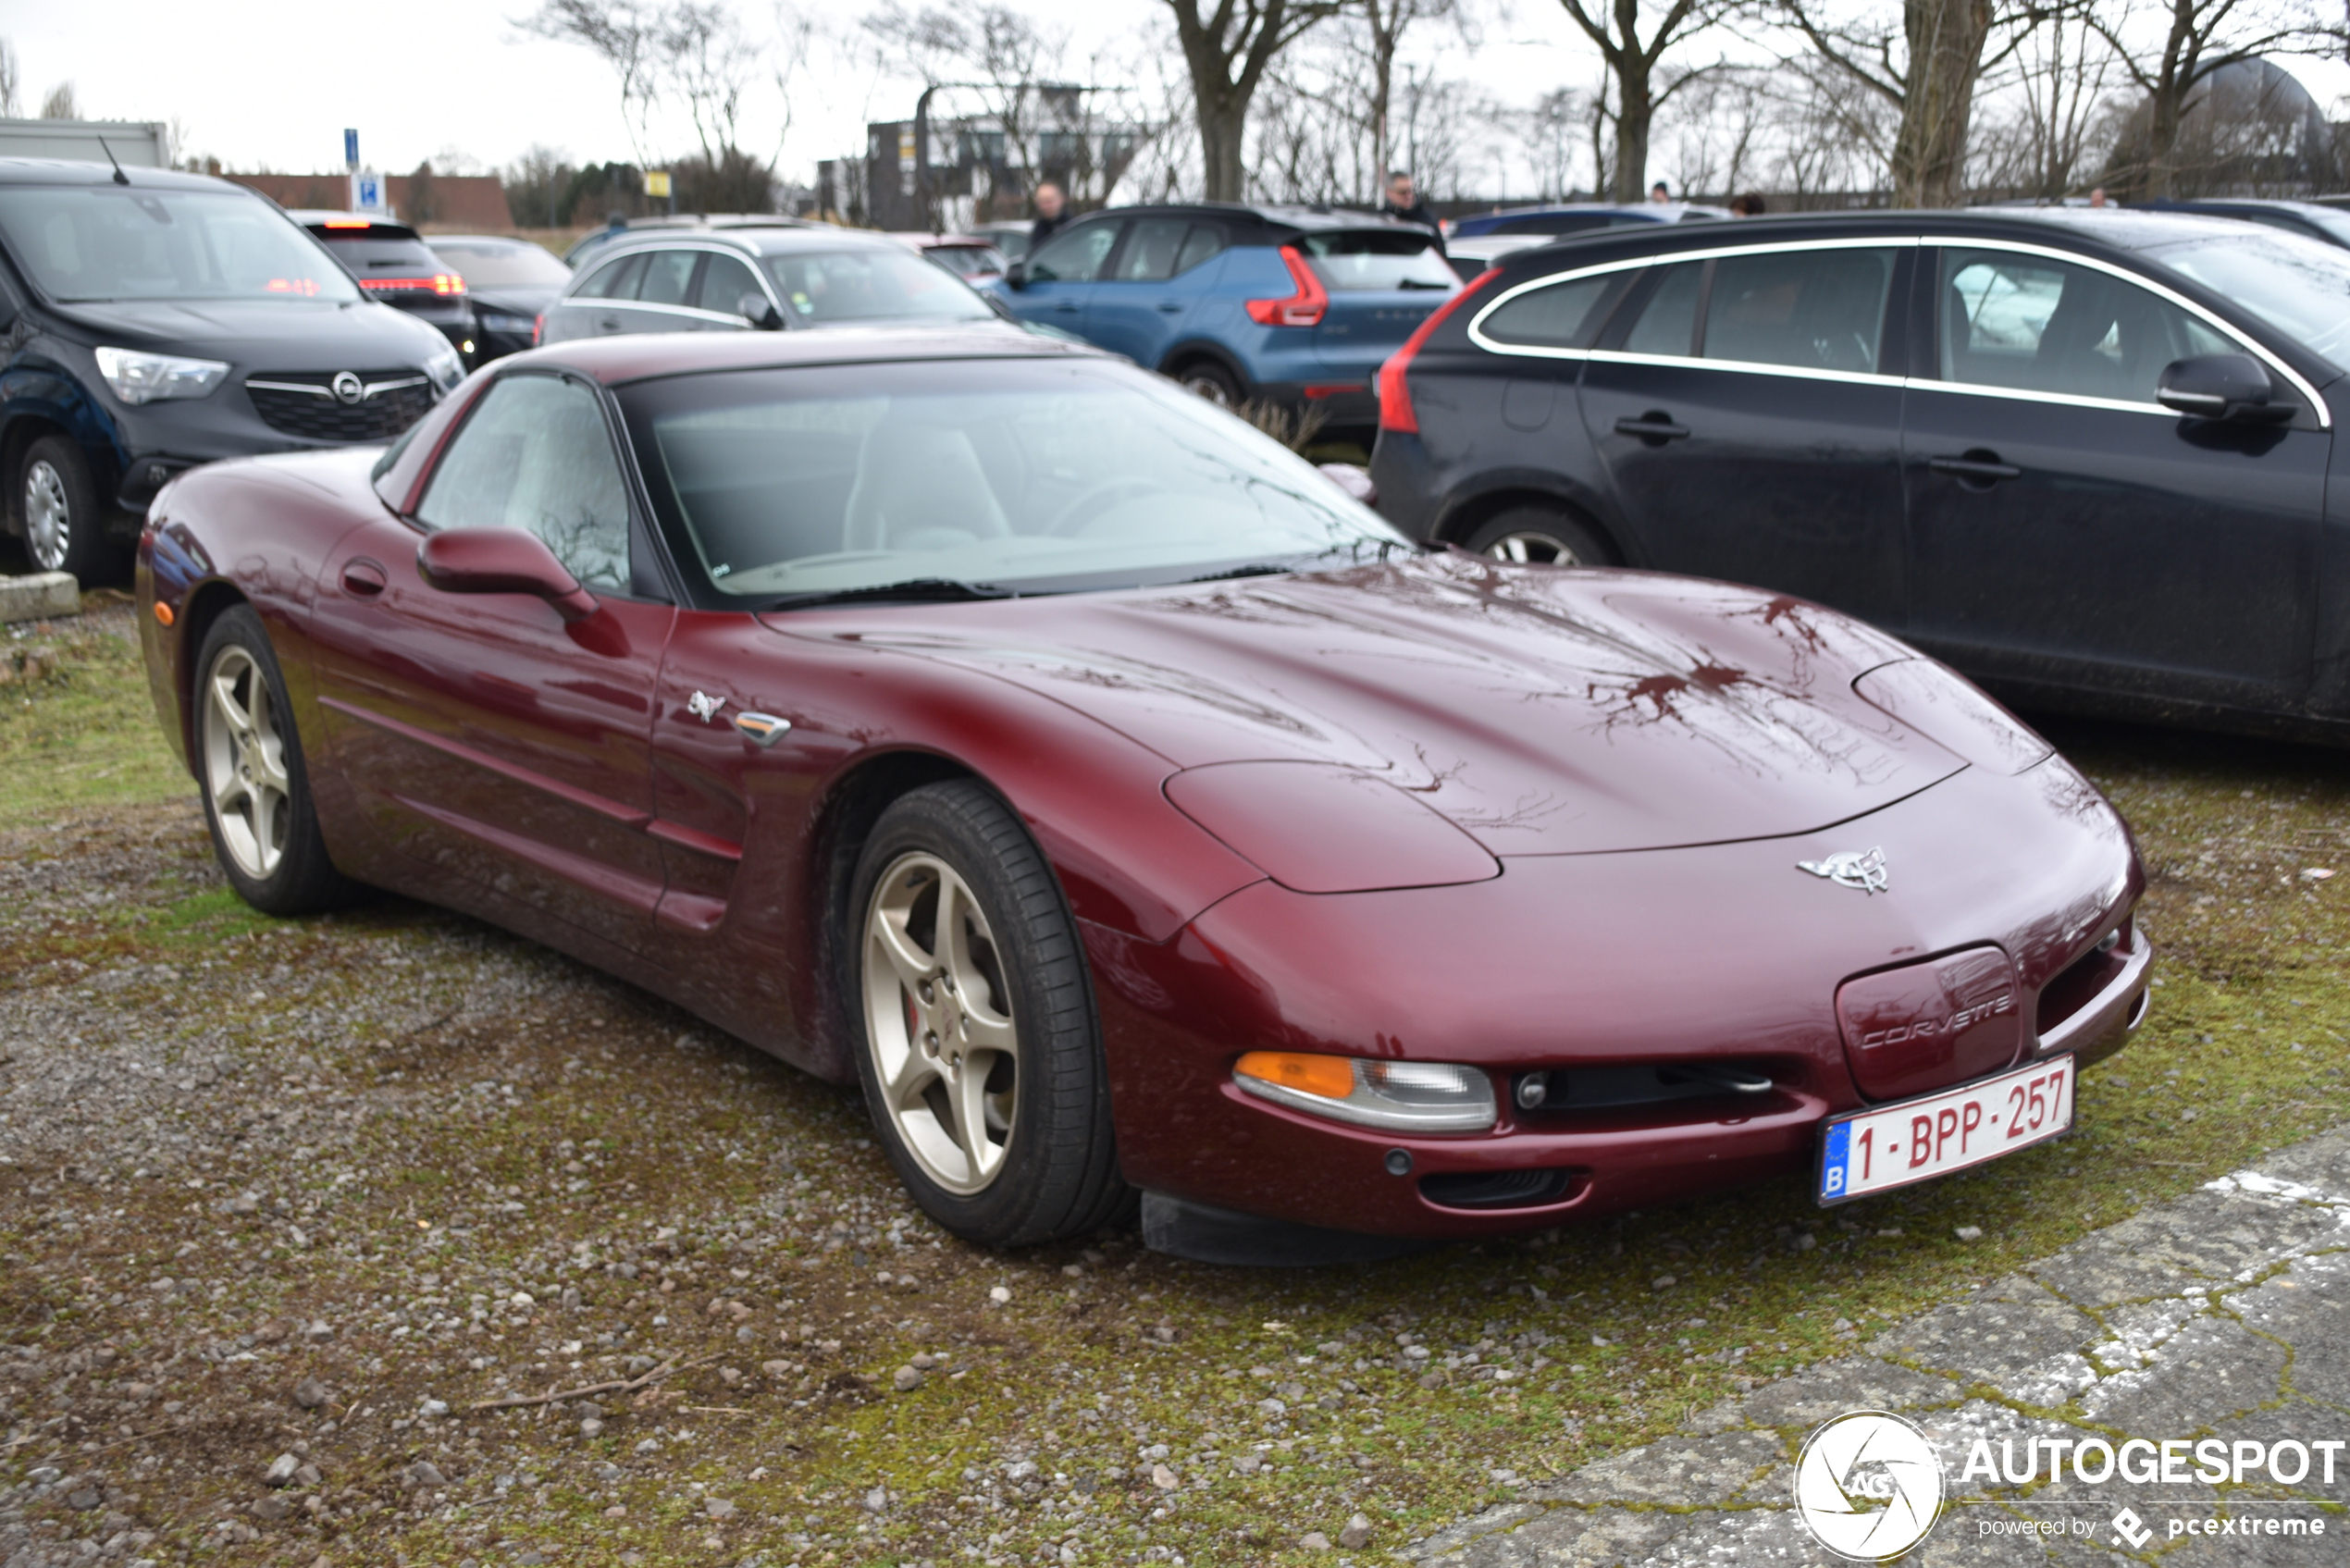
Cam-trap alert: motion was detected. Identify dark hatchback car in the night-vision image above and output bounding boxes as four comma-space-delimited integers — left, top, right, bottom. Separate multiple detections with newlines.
0, 161, 462, 582
539, 227, 1001, 345
1369, 208, 2350, 735
422, 233, 575, 361
291, 212, 476, 364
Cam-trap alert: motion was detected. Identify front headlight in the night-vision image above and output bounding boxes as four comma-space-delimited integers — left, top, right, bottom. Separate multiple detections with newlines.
424, 347, 464, 393
94, 346, 229, 405
1233, 1051, 1497, 1132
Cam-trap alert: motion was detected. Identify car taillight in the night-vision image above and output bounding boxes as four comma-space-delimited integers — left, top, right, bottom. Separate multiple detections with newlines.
360, 274, 466, 296
1377, 269, 1498, 435
1244, 245, 1330, 327
532, 313, 545, 347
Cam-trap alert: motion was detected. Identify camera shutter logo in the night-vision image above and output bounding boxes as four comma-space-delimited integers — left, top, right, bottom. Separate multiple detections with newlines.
1792, 1411, 1946, 1561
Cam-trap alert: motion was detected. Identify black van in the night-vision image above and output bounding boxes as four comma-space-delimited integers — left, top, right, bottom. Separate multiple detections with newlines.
0, 160, 464, 582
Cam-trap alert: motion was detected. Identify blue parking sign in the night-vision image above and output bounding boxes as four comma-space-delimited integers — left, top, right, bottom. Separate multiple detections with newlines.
352, 171, 383, 213
343, 129, 358, 167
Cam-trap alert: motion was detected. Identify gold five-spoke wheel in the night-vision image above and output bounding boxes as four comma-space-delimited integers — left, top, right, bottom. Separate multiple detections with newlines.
862, 851, 1020, 1195
200, 643, 292, 883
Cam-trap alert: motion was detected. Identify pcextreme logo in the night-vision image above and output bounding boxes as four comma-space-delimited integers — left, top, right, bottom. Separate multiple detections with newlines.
1793, 1411, 1947, 1561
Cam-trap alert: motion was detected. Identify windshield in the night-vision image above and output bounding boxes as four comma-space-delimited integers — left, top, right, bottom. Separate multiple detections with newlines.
0, 186, 359, 303
1298, 230, 1459, 292
2145, 229, 2350, 364
620, 356, 1403, 605
762, 247, 996, 325
424, 239, 573, 287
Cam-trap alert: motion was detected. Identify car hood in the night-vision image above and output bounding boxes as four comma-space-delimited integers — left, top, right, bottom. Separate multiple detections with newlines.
783, 553, 1971, 857
47, 297, 446, 364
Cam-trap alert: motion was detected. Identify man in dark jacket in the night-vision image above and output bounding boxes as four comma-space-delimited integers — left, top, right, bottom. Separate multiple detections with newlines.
1379, 170, 1444, 253
1031, 181, 1070, 250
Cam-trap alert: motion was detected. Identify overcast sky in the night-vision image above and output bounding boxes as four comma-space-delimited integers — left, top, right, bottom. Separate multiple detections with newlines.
8, 0, 2349, 191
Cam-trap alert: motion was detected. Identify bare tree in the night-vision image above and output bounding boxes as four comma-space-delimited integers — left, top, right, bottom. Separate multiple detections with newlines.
1522, 86, 1590, 197
1550, 0, 1728, 200
520, 0, 665, 165
39, 81, 77, 121
1163, 0, 1347, 201
1359, 0, 1463, 193
2087, 0, 2337, 196
1778, 0, 2055, 205
0, 41, 19, 118
1967, 9, 2123, 196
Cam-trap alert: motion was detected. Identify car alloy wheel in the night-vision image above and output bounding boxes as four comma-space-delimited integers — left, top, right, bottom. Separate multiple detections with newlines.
1483, 530, 1581, 565
201, 641, 294, 883
862, 850, 1021, 1195
24, 458, 70, 573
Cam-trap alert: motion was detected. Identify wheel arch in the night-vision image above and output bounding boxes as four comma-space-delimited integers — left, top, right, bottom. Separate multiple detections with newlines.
1156, 340, 1251, 389
1434, 483, 1635, 565
802, 747, 990, 1082
173, 581, 252, 778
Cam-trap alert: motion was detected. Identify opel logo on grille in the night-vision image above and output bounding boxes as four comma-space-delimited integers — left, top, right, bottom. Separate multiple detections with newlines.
330, 372, 365, 404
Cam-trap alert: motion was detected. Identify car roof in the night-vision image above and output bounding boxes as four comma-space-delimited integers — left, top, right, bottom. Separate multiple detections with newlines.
1490, 204, 2273, 269
0, 156, 235, 191
585, 226, 901, 263
2144, 197, 2338, 215
287, 210, 426, 239
503, 321, 1113, 385
1062, 202, 1441, 241
419, 233, 541, 248
1470, 201, 1724, 220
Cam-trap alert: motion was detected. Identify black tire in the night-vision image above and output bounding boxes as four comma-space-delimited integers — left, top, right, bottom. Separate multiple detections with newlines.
1171, 359, 1243, 409
1463, 504, 1616, 567
19, 435, 111, 585
845, 780, 1128, 1247
192, 606, 358, 916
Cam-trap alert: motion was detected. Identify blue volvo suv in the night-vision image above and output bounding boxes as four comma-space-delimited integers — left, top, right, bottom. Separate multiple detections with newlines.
989, 204, 1457, 431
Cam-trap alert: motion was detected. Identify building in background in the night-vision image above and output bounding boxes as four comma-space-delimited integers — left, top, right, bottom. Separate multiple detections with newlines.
0, 119, 169, 167
855, 85, 1144, 231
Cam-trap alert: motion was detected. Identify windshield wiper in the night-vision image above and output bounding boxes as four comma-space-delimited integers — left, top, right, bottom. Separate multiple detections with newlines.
763, 577, 1015, 611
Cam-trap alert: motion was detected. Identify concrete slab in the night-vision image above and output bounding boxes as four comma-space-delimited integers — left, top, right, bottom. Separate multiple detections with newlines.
0, 572, 79, 623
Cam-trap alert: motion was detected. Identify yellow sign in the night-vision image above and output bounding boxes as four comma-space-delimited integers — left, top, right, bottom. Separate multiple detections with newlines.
644, 170, 673, 198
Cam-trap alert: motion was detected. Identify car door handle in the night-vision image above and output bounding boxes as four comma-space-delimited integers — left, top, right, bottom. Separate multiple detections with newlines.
1928, 452, 2022, 484
1156, 302, 1184, 314
598, 315, 621, 333
1055, 302, 1082, 314
340, 560, 387, 597
1614, 414, 1690, 442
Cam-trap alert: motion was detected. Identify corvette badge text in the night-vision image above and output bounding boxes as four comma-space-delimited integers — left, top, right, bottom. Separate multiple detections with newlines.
1794, 1411, 2340, 1561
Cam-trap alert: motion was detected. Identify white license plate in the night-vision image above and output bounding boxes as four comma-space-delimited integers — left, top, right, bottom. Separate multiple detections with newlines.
1817, 1056, 2075, 1204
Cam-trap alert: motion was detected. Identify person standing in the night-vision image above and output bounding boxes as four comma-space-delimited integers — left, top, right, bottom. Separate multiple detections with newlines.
1379, 170, 1445, 253
1649, 181, 1670, 204
1728, 192, 1767, 216
1030, 181, 1070, 250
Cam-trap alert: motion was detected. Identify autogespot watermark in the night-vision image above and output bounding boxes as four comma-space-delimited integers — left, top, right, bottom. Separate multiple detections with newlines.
1792, 1411, 2343, 1562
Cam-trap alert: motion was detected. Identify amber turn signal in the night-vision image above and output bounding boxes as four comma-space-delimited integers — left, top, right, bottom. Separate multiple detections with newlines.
153, 600, 175, 627
1232, 1050, 1354, 1101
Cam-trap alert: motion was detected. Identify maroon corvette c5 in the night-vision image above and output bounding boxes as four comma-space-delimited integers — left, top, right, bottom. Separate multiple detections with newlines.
136, 325, 2151, 1262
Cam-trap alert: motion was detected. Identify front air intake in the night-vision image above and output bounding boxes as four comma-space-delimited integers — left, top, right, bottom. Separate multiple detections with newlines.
1418, 1167, 1582, 1210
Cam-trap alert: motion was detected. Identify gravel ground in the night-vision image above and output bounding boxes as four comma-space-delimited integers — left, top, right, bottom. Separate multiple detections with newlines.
7, 607, 2350, 1568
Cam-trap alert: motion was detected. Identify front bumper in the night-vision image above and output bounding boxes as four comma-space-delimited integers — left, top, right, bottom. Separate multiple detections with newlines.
1092, 756, 2146, 1240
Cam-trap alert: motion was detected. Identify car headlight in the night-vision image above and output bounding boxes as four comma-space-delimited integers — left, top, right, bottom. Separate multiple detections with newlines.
425, 347, 465, 393
94, 346, 229, 405
1233, 1051, 1497, 1132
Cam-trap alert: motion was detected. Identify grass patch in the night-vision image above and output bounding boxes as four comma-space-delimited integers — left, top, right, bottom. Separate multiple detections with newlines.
0, 609, 186, 829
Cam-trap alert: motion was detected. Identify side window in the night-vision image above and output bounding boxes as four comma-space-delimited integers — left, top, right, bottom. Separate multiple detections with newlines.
1702, 247, 1895, 374
1173, 224, 1226, 275
1478, 275, 1614, 350
694, 253, 764, 315
415, 375, 632, 592
1027, 221, 1120, 284
1938, 248, 2240, 404
1622, 261, 1702, 356
1113, 218, 1194, 282
575, 252, 646, 301
638, 249, 700, 306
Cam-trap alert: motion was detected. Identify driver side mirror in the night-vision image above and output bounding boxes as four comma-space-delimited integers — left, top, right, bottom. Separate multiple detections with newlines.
736, 291, 784, 331
1006, 260, 1029, 291
416, 528, 598, 623
2158, 352, 2293, 424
